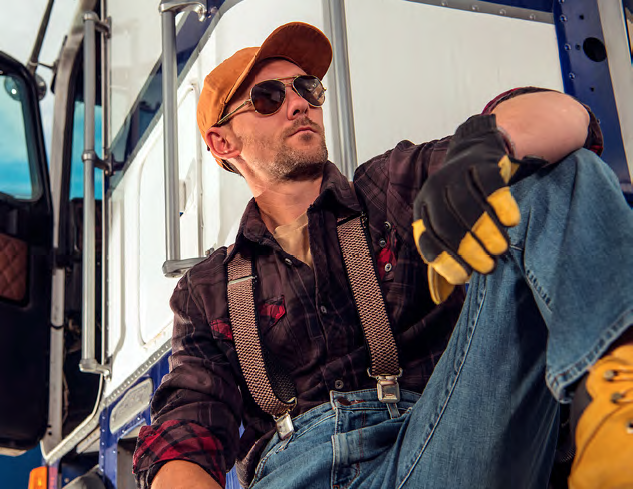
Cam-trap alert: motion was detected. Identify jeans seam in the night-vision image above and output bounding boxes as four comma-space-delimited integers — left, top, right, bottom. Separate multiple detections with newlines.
294, 413, 336, 439
525, 269, 552, 310
397, 281, 487, 489
547, 307, 633, 401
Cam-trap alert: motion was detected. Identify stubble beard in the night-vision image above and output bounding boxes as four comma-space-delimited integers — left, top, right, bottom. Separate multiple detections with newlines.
243, 118, 329, 182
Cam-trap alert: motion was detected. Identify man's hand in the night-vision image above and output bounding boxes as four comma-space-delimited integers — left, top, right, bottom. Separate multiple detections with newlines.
152, 460, 223, 489
412, 114, 521, 304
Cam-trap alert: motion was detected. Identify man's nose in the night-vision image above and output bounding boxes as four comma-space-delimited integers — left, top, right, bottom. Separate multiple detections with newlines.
285, 86, 309, 118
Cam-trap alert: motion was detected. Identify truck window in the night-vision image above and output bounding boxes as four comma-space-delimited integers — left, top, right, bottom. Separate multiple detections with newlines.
0, 74, 39, 200
69, 101, 103, 200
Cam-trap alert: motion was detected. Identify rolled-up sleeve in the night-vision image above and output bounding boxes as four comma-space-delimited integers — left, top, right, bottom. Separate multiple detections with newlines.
133, 262, 242, 489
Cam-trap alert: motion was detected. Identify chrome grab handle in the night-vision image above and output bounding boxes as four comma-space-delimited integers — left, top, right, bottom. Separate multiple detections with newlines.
159, 0, 210, 277
80, 11, 110, 377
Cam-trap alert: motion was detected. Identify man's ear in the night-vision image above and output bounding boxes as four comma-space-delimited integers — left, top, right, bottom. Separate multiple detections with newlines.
205, 127, 241, 161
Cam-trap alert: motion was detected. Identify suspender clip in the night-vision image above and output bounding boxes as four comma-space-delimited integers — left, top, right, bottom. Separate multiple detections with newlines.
274, 411, 295, 440
274, 398, 297, 440
369, 368, 402, 403
369, 368, 402, 418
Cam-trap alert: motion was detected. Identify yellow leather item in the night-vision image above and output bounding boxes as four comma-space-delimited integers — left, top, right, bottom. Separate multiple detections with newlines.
457, 232, 494, 274
569, 344, 633, 489
497, 154, 520, 183
412, 219, 426, 258
427, 268, 456, 305
487, 187, 521, 227
471, 213, 508, 256
431, 251, 470, 285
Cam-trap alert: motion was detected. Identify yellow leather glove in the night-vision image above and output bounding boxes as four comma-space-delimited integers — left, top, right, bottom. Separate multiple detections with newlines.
412, 114, 521, 304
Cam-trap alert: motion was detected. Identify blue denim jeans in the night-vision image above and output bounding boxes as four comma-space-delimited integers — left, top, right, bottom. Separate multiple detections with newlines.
249, 150, 633, 489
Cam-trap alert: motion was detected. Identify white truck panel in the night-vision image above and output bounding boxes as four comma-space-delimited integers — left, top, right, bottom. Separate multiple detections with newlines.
346, 0, 564, 164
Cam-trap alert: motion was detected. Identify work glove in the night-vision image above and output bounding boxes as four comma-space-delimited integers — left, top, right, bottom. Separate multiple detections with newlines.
412, 114, 521, 304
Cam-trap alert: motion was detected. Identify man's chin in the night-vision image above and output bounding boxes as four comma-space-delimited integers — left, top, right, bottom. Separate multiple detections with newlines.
282, 159, 326, 182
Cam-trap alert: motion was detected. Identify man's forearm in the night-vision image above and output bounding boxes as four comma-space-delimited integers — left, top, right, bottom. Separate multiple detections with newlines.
152, 460, 223, 489
492, 90, 590, 163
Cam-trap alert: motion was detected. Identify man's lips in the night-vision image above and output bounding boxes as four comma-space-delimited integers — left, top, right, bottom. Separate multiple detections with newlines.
290, 126, 316, 136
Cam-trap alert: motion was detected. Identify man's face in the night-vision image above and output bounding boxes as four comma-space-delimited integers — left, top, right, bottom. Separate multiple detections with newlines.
226, 59, 328, 182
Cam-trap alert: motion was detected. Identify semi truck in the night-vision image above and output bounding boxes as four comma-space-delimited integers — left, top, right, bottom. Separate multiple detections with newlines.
0, 0, 631, 487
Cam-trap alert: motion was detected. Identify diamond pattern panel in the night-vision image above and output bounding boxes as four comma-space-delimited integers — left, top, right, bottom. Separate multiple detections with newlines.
0, 233, 27, 302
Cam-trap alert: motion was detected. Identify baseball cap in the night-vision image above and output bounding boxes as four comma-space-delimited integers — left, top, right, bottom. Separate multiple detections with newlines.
196, 22, 333, 171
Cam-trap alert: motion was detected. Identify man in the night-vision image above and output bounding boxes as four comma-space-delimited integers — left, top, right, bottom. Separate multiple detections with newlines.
133, 22, 633, 488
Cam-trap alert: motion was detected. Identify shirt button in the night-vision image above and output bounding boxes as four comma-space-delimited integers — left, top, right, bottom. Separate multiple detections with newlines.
334, 379, 344, 390
384, 263, 393, 272
379, 238, 387, 248
384, 221, 392, 231
320, 305, 328, 314
284, 258, 293, 266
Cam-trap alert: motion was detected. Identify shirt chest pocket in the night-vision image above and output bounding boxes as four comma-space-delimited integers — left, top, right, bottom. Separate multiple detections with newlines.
258, 296, 287, 337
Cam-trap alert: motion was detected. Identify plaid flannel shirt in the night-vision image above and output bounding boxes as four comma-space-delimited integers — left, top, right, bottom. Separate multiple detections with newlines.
133, 88, 602, 488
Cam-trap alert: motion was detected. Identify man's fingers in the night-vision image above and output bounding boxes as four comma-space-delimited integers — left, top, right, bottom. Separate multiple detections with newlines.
412, 219, 428, 259
427, 267, 456, 305
486, 187, 521, 227
431, 251, 471, 284
456, 231, 495, 275
470, 213, 508, 256
412, 217, 472, 284
497, 154, 520, 183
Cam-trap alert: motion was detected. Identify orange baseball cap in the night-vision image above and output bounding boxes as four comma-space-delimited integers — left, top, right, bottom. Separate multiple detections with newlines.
196, 22, 333, 171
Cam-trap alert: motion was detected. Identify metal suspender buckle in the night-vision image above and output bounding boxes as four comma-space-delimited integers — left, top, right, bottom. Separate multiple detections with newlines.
274, 412, 295, 440
273, 398, 297, 440
369, 368, 403, 418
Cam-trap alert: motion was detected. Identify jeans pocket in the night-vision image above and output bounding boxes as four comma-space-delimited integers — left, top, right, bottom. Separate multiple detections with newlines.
248, 432, 294, 487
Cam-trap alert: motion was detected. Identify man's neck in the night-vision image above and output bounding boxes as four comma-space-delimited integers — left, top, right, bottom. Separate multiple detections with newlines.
253, 177, 322, 232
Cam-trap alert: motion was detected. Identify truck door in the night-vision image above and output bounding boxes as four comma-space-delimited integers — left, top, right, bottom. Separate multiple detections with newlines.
0, 51, 53, 452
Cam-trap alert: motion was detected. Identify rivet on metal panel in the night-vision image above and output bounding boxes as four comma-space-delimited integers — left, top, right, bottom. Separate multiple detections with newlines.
499, 9, 506, 16
560, 15, 568, 22
529, 14, 536, 20
472, 5, 479, 12
564, 43, 572, 51
569, 73, 576, 80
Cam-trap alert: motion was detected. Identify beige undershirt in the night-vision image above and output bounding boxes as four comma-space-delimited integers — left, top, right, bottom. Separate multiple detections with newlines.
273, 212, 313, 268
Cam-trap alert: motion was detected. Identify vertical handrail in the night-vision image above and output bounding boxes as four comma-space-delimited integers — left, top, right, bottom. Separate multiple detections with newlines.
80, 11, 110, 377
161, 9, 181, 263
596, 0, 633, 177
324, 0, 358, 179
159, 1, 209, 278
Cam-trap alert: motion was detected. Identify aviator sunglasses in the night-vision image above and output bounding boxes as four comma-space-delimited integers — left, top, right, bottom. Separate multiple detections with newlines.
217, 75, 326, 126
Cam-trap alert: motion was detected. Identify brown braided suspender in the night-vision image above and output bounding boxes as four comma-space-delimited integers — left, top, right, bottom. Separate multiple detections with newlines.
226, 214, 402, 438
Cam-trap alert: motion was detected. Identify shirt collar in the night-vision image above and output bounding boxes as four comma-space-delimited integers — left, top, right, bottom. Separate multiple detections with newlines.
225, 162, 362, 264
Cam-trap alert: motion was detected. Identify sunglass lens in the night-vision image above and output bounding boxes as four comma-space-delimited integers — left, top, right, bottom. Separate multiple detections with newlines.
251, 80, 285, 115
294, 76, 326, 107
